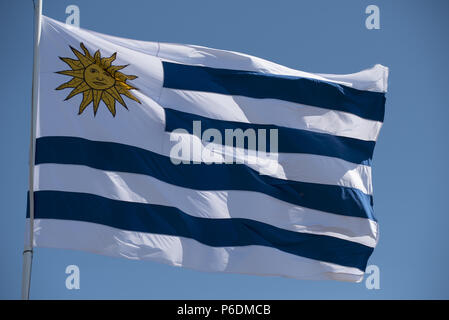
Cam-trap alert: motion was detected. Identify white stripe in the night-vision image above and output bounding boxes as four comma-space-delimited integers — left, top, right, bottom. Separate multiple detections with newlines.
317, 65, 389, 93
157, 42, 388, 93
35, 164, 378, 247
160, 89, 383, 141
44, 16, 387, 93
30, 218, 364, 282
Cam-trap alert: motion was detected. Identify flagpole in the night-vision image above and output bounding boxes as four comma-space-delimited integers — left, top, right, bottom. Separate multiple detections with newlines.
21, 0, 42, 300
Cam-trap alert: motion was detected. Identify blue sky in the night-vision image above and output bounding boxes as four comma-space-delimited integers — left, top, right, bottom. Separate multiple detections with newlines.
1, 0, 448, 299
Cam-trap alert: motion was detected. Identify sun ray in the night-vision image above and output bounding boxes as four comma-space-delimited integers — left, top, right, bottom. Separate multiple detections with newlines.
92, 89, 102, 115
59, 57, 83, 70
116, 82, 132, 90
106, 86, 126, 107
116, 85, 140, 103
65, 82, 90, 100
56, 77, 83, 90
70, 45, 93, 67
56, 69, 84, 79
79, 90, 93, 114
80, 43, 94, 60
101, 91, 116, 116
107, 65, 127, 75
94, 50, 101, 64
56, 43, 140, 116
115, 72, 138, 82
101, 53, 116, 68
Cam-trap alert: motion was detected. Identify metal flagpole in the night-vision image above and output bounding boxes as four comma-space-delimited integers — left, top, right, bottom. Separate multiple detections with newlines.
21, 0, 42, 300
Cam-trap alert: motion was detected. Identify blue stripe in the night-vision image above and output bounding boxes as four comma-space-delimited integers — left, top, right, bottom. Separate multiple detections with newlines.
35, 137, 375, 220
165, 108, 374, 165
162, 62, 386, 122
28, 191, 373, 270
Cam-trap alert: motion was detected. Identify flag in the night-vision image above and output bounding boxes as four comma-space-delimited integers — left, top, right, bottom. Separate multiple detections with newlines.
28, 16, 388, 282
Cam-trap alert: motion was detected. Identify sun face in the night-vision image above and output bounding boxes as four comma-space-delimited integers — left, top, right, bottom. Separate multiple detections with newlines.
84, 64, 116, 90
56, 42, 140, 117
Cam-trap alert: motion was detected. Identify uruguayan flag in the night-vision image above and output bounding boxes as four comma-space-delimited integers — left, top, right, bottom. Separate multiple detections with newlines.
28, 16, 388, 282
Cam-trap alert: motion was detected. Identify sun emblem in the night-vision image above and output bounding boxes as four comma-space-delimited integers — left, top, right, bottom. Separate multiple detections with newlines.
56, 42, 140, 117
